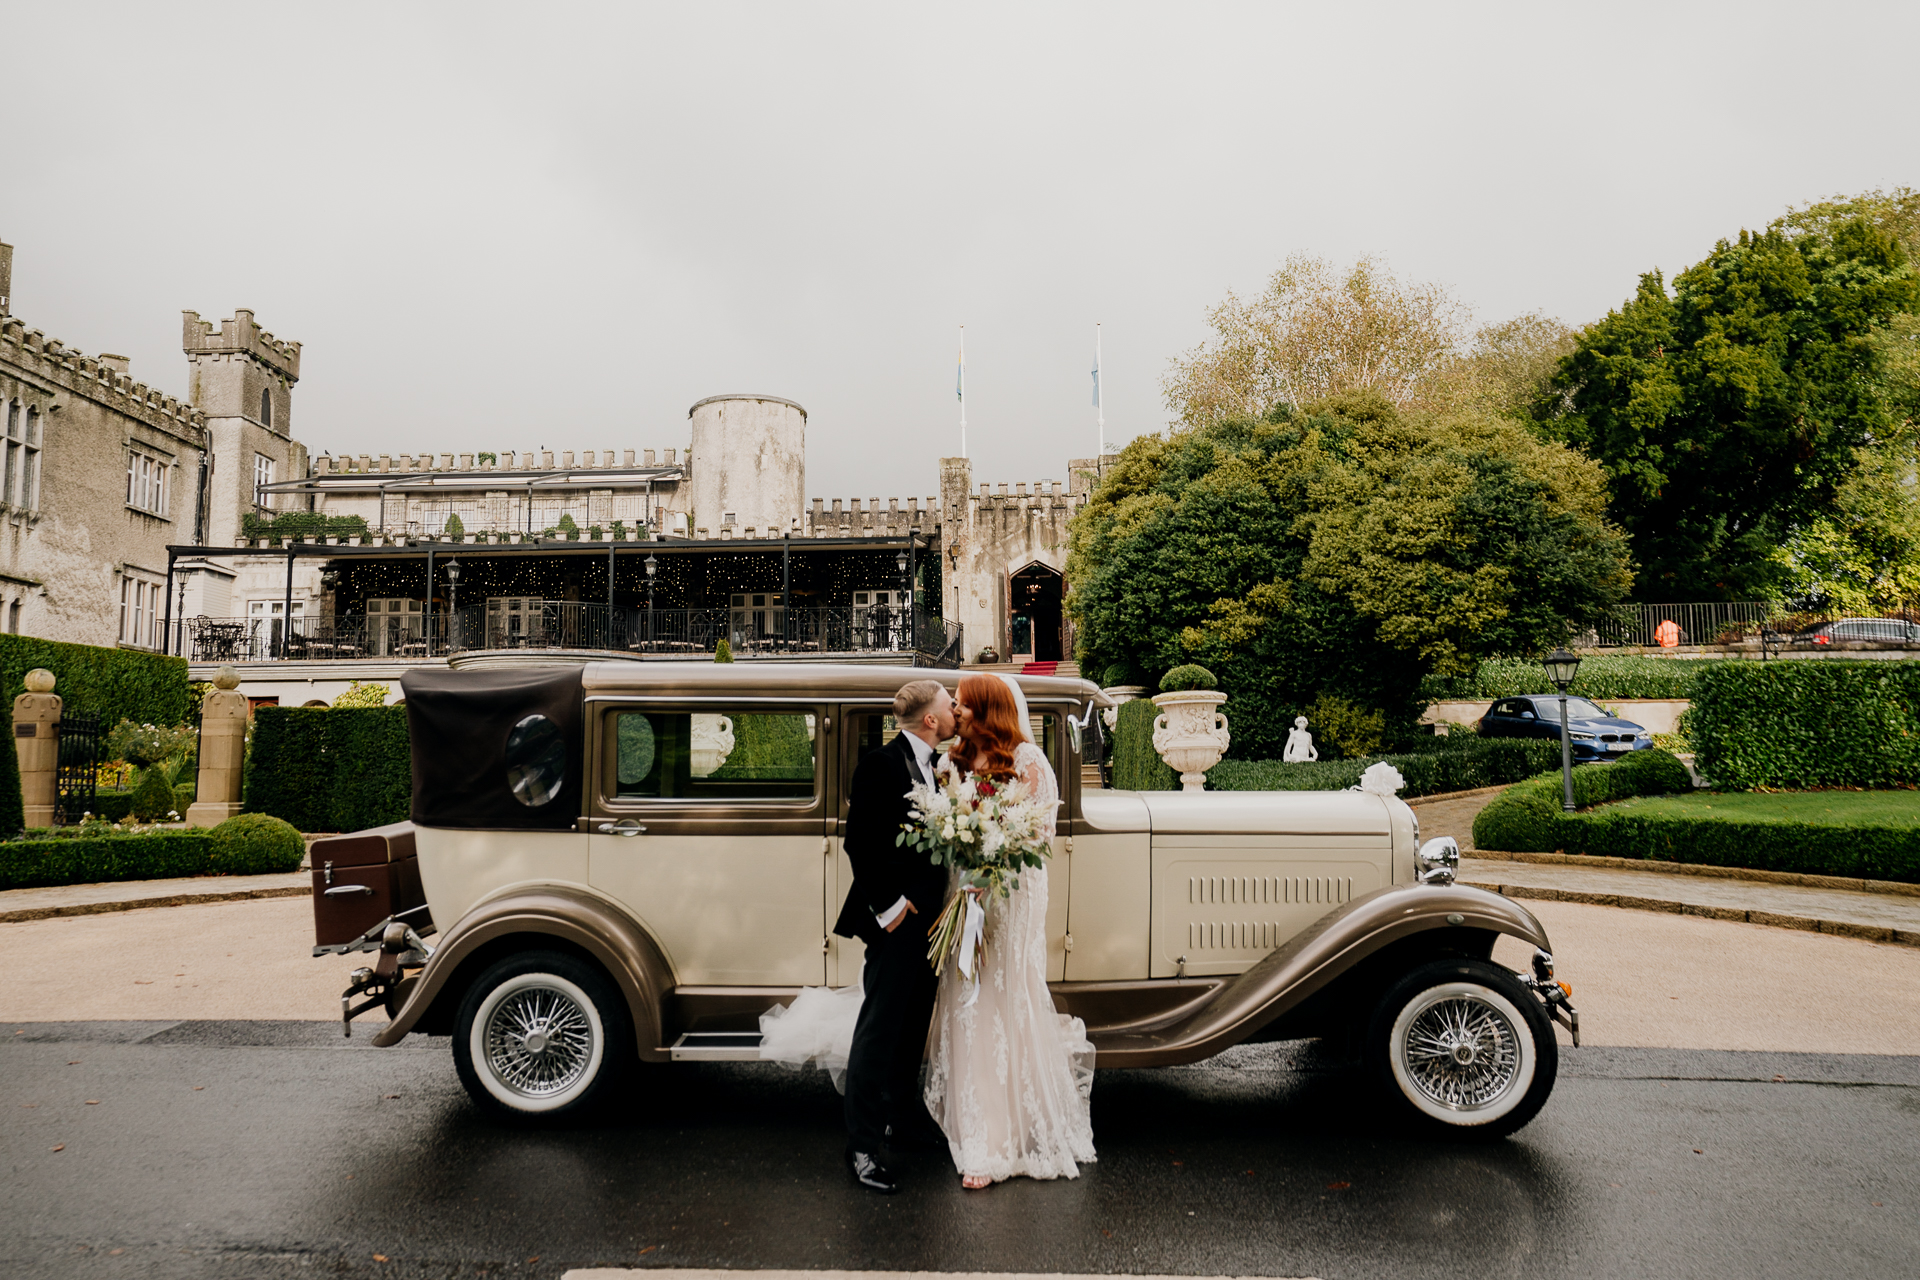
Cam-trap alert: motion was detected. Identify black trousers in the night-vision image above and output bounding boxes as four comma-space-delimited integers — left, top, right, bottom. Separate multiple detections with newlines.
842, 921, 939, 1153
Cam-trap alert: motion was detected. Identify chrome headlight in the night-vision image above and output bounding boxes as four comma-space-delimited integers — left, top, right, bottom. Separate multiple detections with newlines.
1569, 731, 1596, 741
1416, 836, 1459, 886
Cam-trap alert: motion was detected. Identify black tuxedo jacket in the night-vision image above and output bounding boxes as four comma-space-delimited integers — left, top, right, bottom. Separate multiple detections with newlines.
833, 732, 949, 944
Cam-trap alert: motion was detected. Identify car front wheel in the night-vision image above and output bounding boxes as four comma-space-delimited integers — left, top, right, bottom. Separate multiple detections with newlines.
452, 950, 632, 1123
1366, 959, 1557, 1139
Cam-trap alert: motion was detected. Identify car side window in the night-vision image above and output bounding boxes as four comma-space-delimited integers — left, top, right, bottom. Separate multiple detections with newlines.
1517, 701, 1536, 719
613, 708, 817, 800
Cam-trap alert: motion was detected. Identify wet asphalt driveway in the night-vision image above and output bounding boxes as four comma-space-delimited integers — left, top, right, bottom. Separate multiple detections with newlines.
3, 1021, 1916, 1280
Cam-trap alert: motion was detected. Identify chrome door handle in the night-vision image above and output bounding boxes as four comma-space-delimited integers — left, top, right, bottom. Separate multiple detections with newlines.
596, 820, 647, 837
323, 884, 375, 898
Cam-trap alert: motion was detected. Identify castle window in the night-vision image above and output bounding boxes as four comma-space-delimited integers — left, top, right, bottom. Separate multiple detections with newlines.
126, 448, 169, 517
260, 387, 273, 427
118, 574, 163, 649
254, 454, 277, 509
3, 402, 42, 512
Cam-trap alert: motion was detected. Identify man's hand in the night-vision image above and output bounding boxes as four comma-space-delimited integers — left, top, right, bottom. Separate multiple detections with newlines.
884, 900, 920, 932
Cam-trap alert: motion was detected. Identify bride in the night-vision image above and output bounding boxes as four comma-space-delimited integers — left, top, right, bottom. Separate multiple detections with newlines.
757, 672, 1095, 1189
926, 672, 1096, 1189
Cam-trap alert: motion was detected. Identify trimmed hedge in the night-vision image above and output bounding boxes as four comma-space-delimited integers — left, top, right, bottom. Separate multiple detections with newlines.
1690, 661, 1920, 791
1423, 655, 1723, 702
1544, 806, 1920, 883
0, 721, 20, 837
1471, 750, 1695, 852
0, 635, 189, 727
245, 706, 411, 832
1110, 697, 1175, 791
0, 833, 213, 889
88, 783, 196, 824
1210, 738, 1563, 798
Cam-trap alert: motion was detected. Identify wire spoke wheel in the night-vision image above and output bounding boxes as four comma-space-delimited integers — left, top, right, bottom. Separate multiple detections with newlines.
483, 984, 597, 1098
1399, 994, 1522, 1110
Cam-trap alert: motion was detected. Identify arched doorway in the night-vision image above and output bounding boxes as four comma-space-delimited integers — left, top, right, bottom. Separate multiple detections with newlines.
1008, 563, 1064, 662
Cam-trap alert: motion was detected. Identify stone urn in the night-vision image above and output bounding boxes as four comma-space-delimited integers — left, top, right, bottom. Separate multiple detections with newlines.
1151, 690, 1231, 792
1100, 685, 1150, 730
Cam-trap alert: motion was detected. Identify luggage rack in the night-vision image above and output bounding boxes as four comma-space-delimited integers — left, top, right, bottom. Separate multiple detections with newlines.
670, 1031, 766, 1061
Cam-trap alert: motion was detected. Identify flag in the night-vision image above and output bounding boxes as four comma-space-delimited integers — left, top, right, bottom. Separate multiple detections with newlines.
957, 347, 965, 402
1091, 357, 1100, 408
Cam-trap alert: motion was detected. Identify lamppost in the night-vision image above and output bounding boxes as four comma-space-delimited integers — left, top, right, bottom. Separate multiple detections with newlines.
1542, 646, 1583, 813
896, 548, 910, 652
643, 553, 657, 652
445, 560, 461, 652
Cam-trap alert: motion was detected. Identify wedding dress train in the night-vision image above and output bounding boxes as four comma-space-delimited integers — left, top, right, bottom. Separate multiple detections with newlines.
923, 740, 1097, 1182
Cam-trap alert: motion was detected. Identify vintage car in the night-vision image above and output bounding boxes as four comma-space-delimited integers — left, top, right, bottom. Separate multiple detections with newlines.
311, 662, 1578, 1139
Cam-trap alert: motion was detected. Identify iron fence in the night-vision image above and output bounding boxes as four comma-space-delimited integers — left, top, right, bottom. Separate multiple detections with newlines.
54, 711, 104, 825
181, 603, 965, 667
1574, 601, 1920, 649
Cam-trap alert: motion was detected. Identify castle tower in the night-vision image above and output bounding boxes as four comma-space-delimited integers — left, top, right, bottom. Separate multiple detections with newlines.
183, 309, 306, 546
686, 394, 806, 536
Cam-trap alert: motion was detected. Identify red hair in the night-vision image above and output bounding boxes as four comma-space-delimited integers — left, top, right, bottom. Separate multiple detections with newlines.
947, 674, 1023, 779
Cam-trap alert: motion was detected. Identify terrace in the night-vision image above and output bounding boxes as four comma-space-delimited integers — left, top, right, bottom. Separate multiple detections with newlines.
162, 534, 963, 669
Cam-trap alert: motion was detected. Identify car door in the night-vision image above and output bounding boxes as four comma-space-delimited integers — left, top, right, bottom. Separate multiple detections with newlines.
588, 699, 829, 986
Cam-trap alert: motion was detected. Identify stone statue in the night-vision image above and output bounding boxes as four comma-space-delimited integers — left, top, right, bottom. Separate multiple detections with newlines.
1282, 715, 1318, 763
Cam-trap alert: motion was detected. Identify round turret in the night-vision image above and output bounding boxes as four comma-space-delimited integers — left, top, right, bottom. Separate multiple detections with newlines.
686, 395, 806, 536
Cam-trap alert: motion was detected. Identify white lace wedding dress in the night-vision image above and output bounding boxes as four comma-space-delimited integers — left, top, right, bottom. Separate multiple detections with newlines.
923, 741, 1097, 1182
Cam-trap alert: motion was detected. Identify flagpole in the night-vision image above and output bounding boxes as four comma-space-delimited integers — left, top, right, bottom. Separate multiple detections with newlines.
1095, 322, 1104, 460
959, 325, 968, 459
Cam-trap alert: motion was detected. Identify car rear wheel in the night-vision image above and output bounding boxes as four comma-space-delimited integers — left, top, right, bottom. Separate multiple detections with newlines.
1366, 959, 1557, 1139
453, 950, 631, 1123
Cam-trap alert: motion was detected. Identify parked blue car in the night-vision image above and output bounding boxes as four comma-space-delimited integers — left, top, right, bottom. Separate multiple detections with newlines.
1476, 695, 1653, 761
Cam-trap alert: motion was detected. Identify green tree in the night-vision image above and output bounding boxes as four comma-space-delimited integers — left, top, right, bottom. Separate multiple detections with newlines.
1540, 214, 1918, 599
1068, 395, 1631, 757
444, 512, 465, 538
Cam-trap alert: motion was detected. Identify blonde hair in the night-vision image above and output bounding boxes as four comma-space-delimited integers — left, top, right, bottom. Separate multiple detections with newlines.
893, 679, 947, 729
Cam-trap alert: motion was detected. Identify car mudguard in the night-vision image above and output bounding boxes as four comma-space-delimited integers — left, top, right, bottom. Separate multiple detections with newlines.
1083, 883, 1552, 1068
371, 883, 675, 1061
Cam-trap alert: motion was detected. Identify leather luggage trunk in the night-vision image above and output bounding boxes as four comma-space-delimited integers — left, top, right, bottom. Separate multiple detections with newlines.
311, 822, 430, 946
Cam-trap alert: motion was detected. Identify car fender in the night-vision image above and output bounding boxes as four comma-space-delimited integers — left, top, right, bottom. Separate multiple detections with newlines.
1083, 883, 1551, 1068
371, 883, 675, 1061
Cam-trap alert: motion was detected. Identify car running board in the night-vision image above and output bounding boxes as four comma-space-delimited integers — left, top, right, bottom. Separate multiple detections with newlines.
669, 1031, 766, 1061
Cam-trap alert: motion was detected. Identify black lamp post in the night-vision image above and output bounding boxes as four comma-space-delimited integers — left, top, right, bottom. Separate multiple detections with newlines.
896, 548, 910, 652
643, 553, 657, 651
445, 560, 461, 651
1542, 646, 1583, 812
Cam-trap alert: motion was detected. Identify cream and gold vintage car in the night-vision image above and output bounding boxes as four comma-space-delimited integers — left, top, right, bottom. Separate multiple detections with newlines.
311, 662, 1579, 1138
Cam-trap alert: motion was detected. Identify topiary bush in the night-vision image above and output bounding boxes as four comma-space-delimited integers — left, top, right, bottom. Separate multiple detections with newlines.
1210, 737, 1561, 798
1159, 664, 1217, 692
1110, 698, 1176, 791
714, 638, 734, 663
1689, 660, 1920, 790
1099, 663, 1138, 689
1472, 749, 1695, 852
129, 767, 178, 822
444, 512, 465, 539
209, 813, 305, 874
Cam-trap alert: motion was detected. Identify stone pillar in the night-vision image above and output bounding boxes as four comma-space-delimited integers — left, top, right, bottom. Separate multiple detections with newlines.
13, 669, 61, 828
186, 667, 248, 828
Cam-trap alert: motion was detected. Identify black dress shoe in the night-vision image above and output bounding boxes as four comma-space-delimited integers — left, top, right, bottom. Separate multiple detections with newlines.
846, 1149, 900, 1194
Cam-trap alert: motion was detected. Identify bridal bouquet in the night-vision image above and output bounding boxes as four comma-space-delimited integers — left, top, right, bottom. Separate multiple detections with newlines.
897, 768, 1052, 983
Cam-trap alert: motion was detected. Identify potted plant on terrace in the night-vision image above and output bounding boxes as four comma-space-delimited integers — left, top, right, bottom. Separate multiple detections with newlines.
1150, 664, 1231, 792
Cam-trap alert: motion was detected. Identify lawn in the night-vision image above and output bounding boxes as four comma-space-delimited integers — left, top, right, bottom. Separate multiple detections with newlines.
1601, 788, 1920, 828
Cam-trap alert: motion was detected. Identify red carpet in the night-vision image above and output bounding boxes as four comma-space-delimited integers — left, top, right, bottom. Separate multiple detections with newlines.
1021, 661, 1060, 675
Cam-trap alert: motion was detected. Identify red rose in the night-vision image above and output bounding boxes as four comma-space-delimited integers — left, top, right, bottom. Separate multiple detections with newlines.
978, 779, 996, 796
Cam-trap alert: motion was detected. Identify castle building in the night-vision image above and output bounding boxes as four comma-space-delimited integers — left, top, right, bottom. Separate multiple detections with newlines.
0, 234, 1116, 707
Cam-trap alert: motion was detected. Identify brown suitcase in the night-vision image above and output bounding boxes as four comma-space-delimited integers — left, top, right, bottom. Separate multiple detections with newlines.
311, 822, 431, 947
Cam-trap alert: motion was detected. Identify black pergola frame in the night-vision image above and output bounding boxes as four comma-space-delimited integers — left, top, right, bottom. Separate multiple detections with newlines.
162, 533, 927, 659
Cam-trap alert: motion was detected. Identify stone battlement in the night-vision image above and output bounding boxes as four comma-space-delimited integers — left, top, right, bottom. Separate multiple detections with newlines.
181, 309, 302, 381
802, 495, 940, 538
0, 315, 206, 438
311, 447, 687, 476
968, 479, 1079, 509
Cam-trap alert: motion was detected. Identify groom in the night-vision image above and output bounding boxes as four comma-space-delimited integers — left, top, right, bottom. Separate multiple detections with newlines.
835, 677, 957, 1193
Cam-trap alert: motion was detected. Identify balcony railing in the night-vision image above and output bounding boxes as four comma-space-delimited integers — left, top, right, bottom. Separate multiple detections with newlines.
180, 604, 963, 667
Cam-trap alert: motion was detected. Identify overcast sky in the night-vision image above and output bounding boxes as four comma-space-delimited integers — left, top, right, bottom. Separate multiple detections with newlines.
2, 1, 1913, 499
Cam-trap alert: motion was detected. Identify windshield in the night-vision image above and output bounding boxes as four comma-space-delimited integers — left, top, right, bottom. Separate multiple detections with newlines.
1538, 697, 1610, 722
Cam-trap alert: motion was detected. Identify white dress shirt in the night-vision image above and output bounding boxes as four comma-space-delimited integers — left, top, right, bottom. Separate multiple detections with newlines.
875, 732, 939, 931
